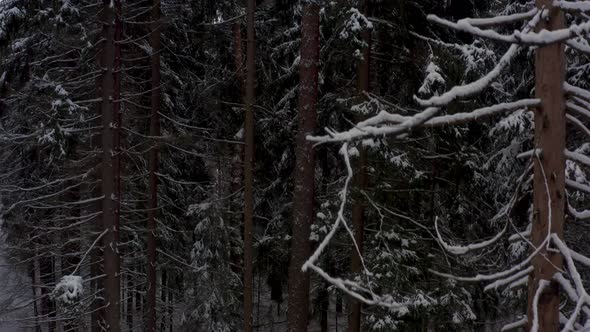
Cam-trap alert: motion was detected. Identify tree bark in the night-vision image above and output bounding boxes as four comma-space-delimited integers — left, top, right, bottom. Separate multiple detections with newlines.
243, 0, 256, 330
348, 1, 371, 331
287, 3, 320, 331
147, 0, 162, 331
100, 0, 121, 330
113, 0, 123, 288
526, 1, 566, 331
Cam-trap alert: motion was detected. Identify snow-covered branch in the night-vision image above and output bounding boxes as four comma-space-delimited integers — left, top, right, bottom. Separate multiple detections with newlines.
435, 216, 507, 255
555, 1, 590, 12
428, 8, 590, 46
309, 100, 538, 143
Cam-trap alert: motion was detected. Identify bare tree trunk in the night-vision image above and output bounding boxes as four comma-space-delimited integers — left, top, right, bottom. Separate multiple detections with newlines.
32, 257, 42, 332
40, 256, 56, 331
160, 269, 167, 331
243, 0, 256, 330
526, 1, 566, 331
348, 2, 371, 331
113, 0, 123, 290
147, 0, 162, 331
348, 0, 371, 332
100, 0, 121, 330
287, 3, 320, 331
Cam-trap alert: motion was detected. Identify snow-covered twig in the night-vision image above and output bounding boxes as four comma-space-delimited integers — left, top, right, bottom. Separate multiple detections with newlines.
414, 42, 523, 107
302, 143, 406, 310
430, 237, 549, 282
555, 1, 590, 12
566, 179, 590, 195
435, 216, 507, 255
73, 228, 108, 275
566, 101, 590, 121
501, 316, 527, 331
309, 100, 537, 143
461, 8, 538, 27
565, 149, 590, 168
568, 204, 590, 220
566, 114, 590, 137
428, 8, 590, 46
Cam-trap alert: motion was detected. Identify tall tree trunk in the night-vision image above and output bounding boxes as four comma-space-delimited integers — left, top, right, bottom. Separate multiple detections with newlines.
32, 256, 42, 332
243, 0, 256, 330
526, 1, 566, 331
348, 1, 371, 331
160, 269, 167, 332
40, 256, 56, 332
147, 0, 162, 331
113, 0, 123, 287
287, 3, 320, 331
100, 0, 121, 330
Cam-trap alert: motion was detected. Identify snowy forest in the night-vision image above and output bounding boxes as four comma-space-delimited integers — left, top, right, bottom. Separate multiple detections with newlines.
1, 0, 590, 331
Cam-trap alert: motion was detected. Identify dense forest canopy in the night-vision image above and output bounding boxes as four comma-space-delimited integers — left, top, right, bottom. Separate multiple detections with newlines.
0, 0, 589, 331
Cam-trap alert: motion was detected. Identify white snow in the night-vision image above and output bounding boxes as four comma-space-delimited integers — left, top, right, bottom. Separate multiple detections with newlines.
418, 61, 445, 95
51, 275, 84, 305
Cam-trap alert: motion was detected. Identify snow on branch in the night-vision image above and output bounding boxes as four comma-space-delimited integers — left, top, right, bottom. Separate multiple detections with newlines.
430, 236, 549, 283
566, 39, 590, 55
568, 204, 590, 220
304, 2, 590, 324
51, 275, 83, 305
550, 234, 590, 330
501, 317, 527, 331
565, 149, 590, 168
414, 11, 545, 108
435, 216, 507, 255
567, 114, 590, 137
414, 43, 523, 107
555, 1, 590, 12
423, 99, 540, 126
458, 8, 538, 27
566, 179, 590, 195
484, 266, 533, 292
565, 82, 590, 103
309, 100, 537, 143
567, 100, 590, 121
428, 8, 590, 46
308, 107, 441, 143
302, 144, 408, 310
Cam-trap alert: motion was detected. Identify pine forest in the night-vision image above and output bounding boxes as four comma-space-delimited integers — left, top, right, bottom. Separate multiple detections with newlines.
1, 0, 590, 331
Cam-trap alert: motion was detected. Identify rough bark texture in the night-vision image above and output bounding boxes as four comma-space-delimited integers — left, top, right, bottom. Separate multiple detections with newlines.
243, 0, 256, 330
526, 1, 566, 331
348, 2, 371, 330
100, 1, 121, 330
147, 0, 161, 331
287, 3, 319, 331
